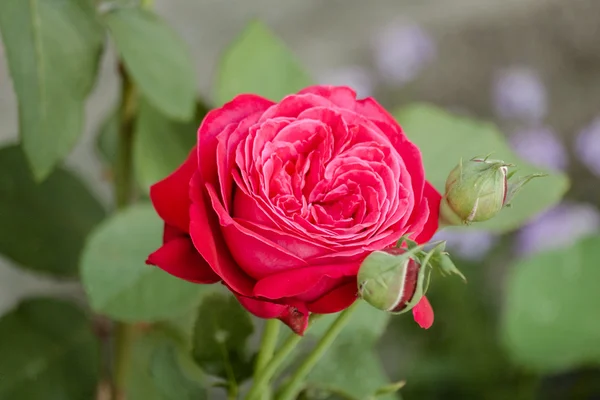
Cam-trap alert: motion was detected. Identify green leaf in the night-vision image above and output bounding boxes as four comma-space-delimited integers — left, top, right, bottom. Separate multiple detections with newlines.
307, 302, 397, 399
191, 292, 254, 381
215, 20, 312, 105
393, 104, 569, 232
502, 235, 600, 372
104, 7, 196, 121
133, 99, 208, 192
128, 330, 208, 400
80, 203, 205, 322
0, 0, 104, 180
0, 145, 106, 277
0, 298, 99, 399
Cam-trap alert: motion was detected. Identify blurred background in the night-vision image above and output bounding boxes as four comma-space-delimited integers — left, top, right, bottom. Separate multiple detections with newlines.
1, 0, 599, 398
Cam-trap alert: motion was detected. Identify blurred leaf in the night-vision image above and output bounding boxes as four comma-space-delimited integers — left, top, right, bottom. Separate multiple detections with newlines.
0, 0, 104, 180
104, 8, 196, 120
0, 145, 106, 277
133, 99, 208, 192
191, 293, 254, 382
128, 330, 208, 400
306, 302, 397, 399
393, 104, 569, 232
502, 234, 600, 372
215, 20, 312, 105
373, 381, 406, 397
95, 108, 120, 166
80, 203, 204, 322
0, 298, 99, 399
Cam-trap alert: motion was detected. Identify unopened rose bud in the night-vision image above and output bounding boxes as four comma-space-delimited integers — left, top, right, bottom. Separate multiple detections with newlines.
357, 246, 430, 314
441, 156, 546, 225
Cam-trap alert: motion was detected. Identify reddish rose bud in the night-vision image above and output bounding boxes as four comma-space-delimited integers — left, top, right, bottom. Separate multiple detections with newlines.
441, 156, 545, 225
357, 246, 430, 314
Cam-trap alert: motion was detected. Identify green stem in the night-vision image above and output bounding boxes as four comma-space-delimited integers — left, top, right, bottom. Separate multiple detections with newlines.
114, 64, 137, 209
255, 319, 281, 373
277, 302, 361, 400
244, 315, 320, 400
253, 319, 281, 400
111, 64, 138, 400
112, 323, 135, 400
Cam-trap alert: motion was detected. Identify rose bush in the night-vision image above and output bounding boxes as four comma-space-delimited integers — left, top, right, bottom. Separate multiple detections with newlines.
146, 85, 441, 334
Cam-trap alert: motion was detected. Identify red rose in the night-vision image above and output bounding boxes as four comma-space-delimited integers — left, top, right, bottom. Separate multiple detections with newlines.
147, 85, 441, 334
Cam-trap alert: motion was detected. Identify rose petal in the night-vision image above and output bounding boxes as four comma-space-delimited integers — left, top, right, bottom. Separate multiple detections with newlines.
235, 294, 310, 335
189, 172, 255, 296
307, 281, 358, 314
198, 94, 274, 189
163, 223, 186, 242
413, 181, 441, 244
206, 184, 308, 279
149, 148, 197, 233
298, 85, 358, 109
279, 306, 310, 335
253, 262, 360, 299
412, 296, 434, 329
234, 293, 288, 318
146, 236, 220, 283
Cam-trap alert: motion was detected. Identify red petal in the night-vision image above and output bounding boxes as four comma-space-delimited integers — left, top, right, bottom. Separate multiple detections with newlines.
307, 281, 358, 314
279, 306, 310, 335
197, 94, 274, 190
413, 182, 441, 244
146, 236, 220, 283
253, 262, 359, 300
412, 296, 434, 329
206, 184, 308, 279
235, 294, 309, 335
189, 172, 255, 296
149, 148, 197, 233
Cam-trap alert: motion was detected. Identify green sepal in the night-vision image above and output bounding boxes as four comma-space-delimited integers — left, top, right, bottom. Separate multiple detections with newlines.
505, 173, 548, 206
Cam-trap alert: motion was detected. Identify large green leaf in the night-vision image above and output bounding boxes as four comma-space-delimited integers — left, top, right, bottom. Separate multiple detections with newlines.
0, 0, 104, 180
393, 104, 569, 232
128, 330, 208, 400
133, 99, 207, 192
306, 301, 398, 399
104, 8, 196, 121
502, 235, 600, 372
191, 293, 255, 382
0, 298, 99, 399
0, 145, 106, 277
80, 203, 205, 322
215, 21, 312, 105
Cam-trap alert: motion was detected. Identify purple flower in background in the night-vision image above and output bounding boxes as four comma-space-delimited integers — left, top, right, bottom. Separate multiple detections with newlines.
432, 229, 498, 262
317, 65, 374, 99
509, 126, 568, 171
516, 203, 600, 256
372, 21, 436, 85
575, 117, 600, 176
493, 67, 547, 122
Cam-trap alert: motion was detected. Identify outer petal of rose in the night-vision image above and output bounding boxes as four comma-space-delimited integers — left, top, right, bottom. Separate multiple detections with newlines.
206, 184, 308, 279
307, 281, 358, 314
189, 173, 255, 296
298, 85, 358, 109
146, 236, 221, 283
253, 262, 360, 299
163, 223, 185, 242
197, 95, 274, 189
414, 181, 441, 244
235, 294, 309, 335
412, 296, 434, 329
149, 148, 197, 233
